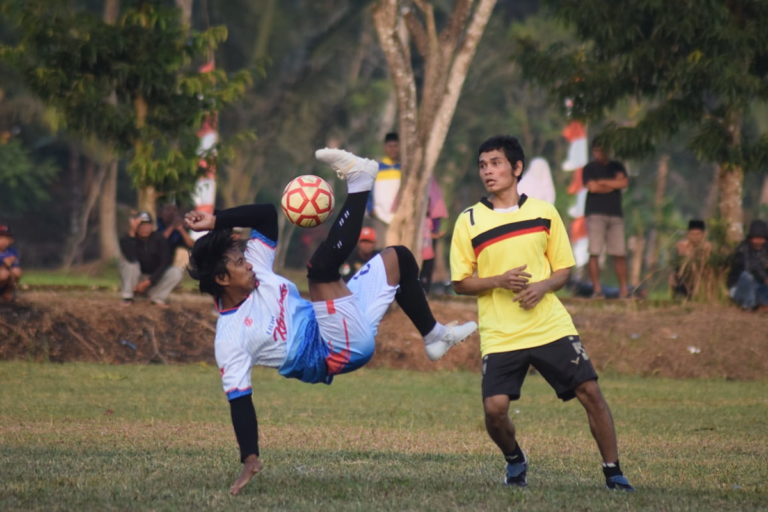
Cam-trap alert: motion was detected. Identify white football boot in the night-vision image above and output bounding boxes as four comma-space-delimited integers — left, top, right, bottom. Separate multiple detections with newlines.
425, 321, 478, 361
315, 148, 379, 193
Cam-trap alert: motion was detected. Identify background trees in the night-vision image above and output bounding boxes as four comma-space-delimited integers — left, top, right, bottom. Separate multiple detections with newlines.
0, 0, 765, 294
516, 0, 768, 244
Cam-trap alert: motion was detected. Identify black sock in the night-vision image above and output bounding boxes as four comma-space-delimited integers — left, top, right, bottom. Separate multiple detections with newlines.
307, 192, 369, 282
602, 460, 623, 478
504, 443, 525, 465
393, 245, 436, 336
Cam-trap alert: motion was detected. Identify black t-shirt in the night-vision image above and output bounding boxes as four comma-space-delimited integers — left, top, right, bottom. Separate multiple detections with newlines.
582, 160, 627, 217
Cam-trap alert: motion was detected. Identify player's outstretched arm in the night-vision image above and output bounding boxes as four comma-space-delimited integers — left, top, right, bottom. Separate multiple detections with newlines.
230, 454, 263, 495
228, 395, 262, 495
184, 210, 215, 231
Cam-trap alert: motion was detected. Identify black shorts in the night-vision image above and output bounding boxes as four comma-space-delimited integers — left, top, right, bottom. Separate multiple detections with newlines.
481, 335, 598, 401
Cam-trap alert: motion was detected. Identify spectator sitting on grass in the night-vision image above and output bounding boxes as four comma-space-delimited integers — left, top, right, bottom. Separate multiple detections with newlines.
727, 219, 768, 311
0, 224, 22, 302
670, 219, 712, 300
119, 211, 183, 307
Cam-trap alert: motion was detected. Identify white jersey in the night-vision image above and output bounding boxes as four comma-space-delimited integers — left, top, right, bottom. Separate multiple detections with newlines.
215, 231, 317, 400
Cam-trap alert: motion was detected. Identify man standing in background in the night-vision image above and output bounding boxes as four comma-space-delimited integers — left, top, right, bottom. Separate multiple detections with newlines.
582, 140, 629, 298
370, 132, 402, 245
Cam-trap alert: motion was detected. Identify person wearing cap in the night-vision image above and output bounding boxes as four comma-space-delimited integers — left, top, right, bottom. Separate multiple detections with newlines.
670, 219, 712, 299
339, 226, 380, 282
0, 224, 22, 302
726, 219, 768, 311
118, 211, 183, 306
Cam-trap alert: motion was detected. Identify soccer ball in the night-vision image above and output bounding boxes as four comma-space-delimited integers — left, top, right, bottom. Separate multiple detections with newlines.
280, 175, 335, 228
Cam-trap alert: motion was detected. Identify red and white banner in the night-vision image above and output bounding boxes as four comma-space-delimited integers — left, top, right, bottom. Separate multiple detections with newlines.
191, 61, 218, 240
561, 120, 589, 268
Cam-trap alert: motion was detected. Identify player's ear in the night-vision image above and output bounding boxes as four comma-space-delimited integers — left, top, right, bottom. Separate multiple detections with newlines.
214, 271, 230, 287
512, 161, 524, 180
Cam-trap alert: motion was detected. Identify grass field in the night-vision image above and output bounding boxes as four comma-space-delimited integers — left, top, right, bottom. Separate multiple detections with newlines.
1, 362, 766, 511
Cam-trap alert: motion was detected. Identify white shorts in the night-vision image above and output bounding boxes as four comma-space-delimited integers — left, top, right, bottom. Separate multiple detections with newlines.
311, 254, 398, 375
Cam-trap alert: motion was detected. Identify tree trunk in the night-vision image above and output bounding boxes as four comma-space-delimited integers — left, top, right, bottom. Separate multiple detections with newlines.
718, 163, 744, 244
62, 156, 109, 269
628, 234, 645, 289
97, 0, 121, 262
175, 0, 193, 26
644, 154, 669, 274
373, 0, 497, 254
99, 160, 120, 261
719, 110, 744, 244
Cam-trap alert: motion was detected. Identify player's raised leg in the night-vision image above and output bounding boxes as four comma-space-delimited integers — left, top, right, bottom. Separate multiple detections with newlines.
307, 148, 379, 301
313, 148, 476, 360
378, 245, 476, 360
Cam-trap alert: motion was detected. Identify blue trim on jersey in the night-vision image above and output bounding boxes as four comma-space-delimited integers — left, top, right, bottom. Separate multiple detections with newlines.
250, 229, 277, 248
226, 387, 253, 400
278, 304, 333, 385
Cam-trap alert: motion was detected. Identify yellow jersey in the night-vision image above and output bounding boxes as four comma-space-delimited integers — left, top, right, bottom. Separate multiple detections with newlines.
450, 195, 578, 356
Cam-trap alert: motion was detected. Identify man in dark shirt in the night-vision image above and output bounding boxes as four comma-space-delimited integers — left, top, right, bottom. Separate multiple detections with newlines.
582, 141, 629, 298
727, 219, 768, 310
119, 211, 183, 306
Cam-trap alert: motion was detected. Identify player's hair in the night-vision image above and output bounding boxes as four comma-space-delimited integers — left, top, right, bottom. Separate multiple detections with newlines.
384, 132, 399, 143
188, 228, 239, 297
477, 135, 526, 176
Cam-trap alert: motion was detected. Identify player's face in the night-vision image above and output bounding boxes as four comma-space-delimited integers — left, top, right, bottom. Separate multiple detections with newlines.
221, 248, 256, 293
687, 229, 705, 245
592, 146, 608, 163
478, 149, 521, 195
137, 223, 154, 239
0, 236, 11, 251
384, 140, 400, 161
749, 236, 766, 250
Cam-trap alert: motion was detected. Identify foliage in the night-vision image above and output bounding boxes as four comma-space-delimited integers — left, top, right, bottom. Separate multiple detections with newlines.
1, 362, 767, 510
0, 139, 56, 210
0, 0, 252, 197
516, 0, 768, 172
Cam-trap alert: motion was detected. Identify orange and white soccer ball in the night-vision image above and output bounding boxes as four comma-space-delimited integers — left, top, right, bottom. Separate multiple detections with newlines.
280, 175, 335, 228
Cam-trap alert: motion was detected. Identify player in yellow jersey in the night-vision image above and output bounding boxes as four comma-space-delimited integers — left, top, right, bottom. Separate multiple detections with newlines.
449, 135, 634, 491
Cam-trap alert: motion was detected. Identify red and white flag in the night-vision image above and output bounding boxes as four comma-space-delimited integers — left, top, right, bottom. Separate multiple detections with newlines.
561, 120, 589, 268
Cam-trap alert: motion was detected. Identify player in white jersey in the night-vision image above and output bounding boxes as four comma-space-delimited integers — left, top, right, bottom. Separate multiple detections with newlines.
185, 148, 477, 495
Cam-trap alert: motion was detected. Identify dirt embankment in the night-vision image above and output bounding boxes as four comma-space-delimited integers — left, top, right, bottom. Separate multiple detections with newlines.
1, 291, 766, 380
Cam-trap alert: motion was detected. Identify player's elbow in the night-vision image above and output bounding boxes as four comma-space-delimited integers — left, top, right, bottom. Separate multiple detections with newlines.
452, 280, 474, 296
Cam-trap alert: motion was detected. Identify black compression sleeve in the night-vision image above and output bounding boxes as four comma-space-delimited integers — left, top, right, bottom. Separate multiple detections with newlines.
229, 395, 259, 462
214, 204, 279, 242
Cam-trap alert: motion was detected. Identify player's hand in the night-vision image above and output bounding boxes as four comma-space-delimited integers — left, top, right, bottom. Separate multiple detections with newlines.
230, 454, 263, 495
134, 279, 151, 294
128, 215, 142, 236
513, 280, 549, 310
496, 265, 531, 292
184, 211, 215, 231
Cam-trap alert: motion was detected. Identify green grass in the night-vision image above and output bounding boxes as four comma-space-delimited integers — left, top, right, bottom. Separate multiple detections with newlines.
1, 362, 766, 511
22, 264, 199, 292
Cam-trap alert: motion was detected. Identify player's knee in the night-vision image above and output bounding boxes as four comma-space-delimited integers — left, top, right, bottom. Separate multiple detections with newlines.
392, 245, 418, 280
306, 241, 341, 283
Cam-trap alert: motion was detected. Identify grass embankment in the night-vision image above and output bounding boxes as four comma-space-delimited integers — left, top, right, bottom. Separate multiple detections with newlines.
1, 362, 766, 510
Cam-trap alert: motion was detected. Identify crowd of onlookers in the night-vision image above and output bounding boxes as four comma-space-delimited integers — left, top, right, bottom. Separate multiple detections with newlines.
1, 135, 766, 311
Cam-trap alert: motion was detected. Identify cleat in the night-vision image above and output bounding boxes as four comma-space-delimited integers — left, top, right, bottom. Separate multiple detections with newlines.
315, 148, 379, 182
504, 452, 528, 487
605, 474, 635, 492
425, 321, 477, 361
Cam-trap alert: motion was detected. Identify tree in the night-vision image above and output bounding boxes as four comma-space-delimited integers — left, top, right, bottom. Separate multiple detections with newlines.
517, 0, 768, 244
372, 0, 497, 251
1, 0, 251, 220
